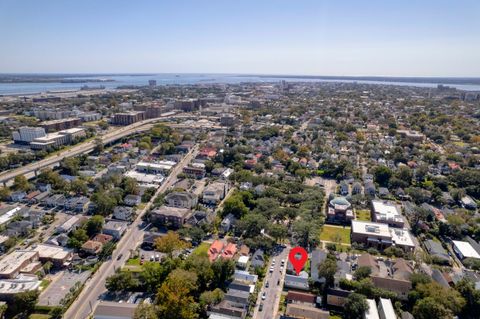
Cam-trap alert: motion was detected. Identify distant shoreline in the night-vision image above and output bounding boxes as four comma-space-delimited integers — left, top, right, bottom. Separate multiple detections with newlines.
244, 74, 480, 85
1, 73, 480, 85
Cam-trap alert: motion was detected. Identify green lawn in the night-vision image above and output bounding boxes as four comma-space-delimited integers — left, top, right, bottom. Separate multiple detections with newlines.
356, 209, 371, 221
193, 242, 210, 257
320, 225, 351, 245
29, 315, 51, 319
126, 257, 140, 266
40, 279, 51, 289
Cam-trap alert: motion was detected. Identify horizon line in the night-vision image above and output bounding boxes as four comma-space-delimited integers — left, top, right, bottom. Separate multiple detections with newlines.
1, 72, 480, 79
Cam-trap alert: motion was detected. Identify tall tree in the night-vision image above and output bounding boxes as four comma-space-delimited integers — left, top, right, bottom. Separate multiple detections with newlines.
134, 304, 158, 319
156, 269, 199, 319
343, 293, 368, 319
106, 271, 139, 292
154, 231, 190, 257
12, 175, 31, 192
85, 215, 105, 236
318, 256, 337, 288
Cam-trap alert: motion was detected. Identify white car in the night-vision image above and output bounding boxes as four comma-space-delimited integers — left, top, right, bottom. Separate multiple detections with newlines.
269, 267, 274, 273
261, 292, 266, 300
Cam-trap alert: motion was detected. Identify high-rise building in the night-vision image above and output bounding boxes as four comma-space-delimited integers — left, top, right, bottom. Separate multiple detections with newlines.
148, 80, 157, 87
12, 127, 47, 144
40, 118, 82, 132
112, 111, 145, 125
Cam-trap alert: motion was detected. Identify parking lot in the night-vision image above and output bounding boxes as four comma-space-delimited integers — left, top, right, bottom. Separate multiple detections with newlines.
38, 270, 91, 306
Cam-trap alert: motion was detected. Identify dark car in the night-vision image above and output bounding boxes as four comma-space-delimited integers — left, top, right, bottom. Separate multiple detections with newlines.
117, 254, 123, 260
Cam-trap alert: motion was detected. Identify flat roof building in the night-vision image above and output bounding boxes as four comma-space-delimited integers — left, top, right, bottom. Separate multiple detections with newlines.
452, 240, 480, 259
0, 250, 39, 279
31, 244, 72, 267
371, 200, 404, 228
351, 220, 414, 252
378, 298, 397, 319
0, 275, 41, 301
93, 301, 137, 319
365, 299, 380, 319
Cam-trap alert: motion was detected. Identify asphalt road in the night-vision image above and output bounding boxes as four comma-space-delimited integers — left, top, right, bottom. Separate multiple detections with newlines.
252, 246, 289, 319
63, 145, 198, 319
0, 117, 165, 185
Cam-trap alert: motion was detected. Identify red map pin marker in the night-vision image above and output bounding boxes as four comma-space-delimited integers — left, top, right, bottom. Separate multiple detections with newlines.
289, 247, 308, 275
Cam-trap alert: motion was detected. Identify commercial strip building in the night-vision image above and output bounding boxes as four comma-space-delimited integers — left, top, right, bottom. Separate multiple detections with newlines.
136, 161, 176, 174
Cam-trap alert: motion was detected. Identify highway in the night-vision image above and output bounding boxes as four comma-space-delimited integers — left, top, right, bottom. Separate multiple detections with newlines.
63, 145, 199, 319
0, 114, 222, 185
0, 117, 164, 185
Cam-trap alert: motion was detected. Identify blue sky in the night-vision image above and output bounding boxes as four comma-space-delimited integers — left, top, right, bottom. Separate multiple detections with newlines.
1, 0, 479, 76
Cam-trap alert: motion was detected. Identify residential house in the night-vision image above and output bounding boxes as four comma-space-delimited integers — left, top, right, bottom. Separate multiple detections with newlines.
352, 182, 362, 195
224, 289, 250, 308
284, 272, 309, 291
113, 206, 134, 221
165, 191, 198, 209
92, 233, 113, 245
233, 270, 258, 284
251, 249, 265, 268
221, 242, 237, 260
326, 288, 351, 307
24, 191, 41, 204
186, 210, 215, 228
123, 194, 141, 207
56, 215, 86, 234
424, 240, 450, 265
183, 163, 206, 179
310, 249, 328, 283
208, 240, 224, 262
150, 206, 192, 228
203, 182, 228, 204
220, 213, 236, 233
102, 221, 128, 240
44, 194, 65, 208
237, 256, 249, 269
357, 254, 413, 299
364, 181, 376, 197
37, 183, 52, 192
6, 221, 32, 237
81, 240, 103, 255
339, 181, 349, 196
9, 191, 26, 202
